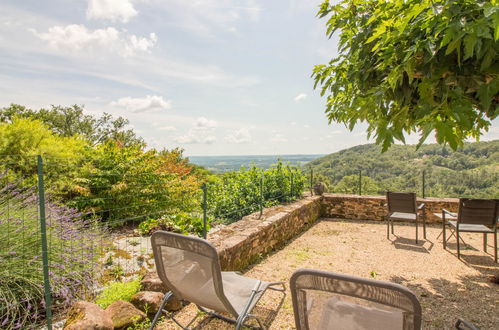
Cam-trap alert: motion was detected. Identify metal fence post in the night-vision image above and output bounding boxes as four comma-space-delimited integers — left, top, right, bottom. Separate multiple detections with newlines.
259, 172, 264, 218
422, 170, 426, 198
37, 155, 52, 330
310, 168, 314, 196
202, 183, 207, 239
358, 170, 362, 196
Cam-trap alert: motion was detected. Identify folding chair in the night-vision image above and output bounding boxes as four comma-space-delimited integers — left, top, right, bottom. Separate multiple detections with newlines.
149, 231, 285, 329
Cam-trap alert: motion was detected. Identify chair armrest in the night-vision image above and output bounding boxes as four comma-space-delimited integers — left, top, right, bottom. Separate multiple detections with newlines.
417, 203, 425, 210
442, 208, 457, 217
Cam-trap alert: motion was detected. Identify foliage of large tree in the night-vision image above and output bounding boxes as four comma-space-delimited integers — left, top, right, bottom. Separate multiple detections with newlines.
313, 0, 498, 150
0, 104, 144, 146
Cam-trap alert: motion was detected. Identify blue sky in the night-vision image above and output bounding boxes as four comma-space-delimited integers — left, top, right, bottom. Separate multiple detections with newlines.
1, 0, 497, 156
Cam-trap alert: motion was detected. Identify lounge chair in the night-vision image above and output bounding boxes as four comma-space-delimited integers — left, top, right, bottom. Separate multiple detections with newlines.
442, 198, 498, 263
149, 231, 286, 329
290, 268, 422, 330
386, 191, 426, 243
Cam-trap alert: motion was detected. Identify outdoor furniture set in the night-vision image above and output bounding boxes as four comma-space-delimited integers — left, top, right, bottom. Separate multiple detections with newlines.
146, 194, 496, 329
386, 192, 498, 263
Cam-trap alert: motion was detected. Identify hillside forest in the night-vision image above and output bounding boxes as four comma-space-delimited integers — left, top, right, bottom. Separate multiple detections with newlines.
308, 142, 499, 198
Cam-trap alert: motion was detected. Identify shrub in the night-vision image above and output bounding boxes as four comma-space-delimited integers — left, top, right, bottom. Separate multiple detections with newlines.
68, 142, 203, 226
0, 179, 101, 328
138, 213, 209, 237
94, 279, 141, 309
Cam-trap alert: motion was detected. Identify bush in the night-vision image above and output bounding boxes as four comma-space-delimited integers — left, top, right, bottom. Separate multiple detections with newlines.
67, 142, 203, 226
94, 279, 141, 309
137, 213, 209, 237
0, 179, 101, 328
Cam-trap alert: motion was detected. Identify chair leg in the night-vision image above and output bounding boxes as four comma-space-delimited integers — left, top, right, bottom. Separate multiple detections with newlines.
423, 214, 427, 240
391, 218, 394, 234
443, 221, 447, 250
150, 291, 174, 330
494, 229, 497, 264
457, 229, 461, 260
387, 217, 390, 239
415, 217, 418, 244
484, 233, 487, 253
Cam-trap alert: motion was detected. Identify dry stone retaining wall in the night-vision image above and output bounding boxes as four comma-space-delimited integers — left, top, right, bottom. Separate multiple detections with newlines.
208, 196, 322, 271
321, 194, 459, 223
209, 193, 459, 271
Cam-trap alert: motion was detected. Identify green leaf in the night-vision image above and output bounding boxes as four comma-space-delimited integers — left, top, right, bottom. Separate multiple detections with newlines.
463, 33, 477, 60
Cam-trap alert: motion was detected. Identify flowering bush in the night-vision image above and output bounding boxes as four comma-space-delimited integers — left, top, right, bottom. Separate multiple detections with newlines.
0, 179, 101, 328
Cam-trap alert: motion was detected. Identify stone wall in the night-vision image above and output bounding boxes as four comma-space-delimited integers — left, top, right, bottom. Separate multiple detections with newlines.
206, 194, 460, 272
208, 196, 322, 271
321, 193, 459, 223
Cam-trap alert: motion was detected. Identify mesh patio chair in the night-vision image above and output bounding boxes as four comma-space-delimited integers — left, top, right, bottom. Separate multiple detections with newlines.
386, 192, 426, 243
290, 269, 422, 330
442, 198, 498, 263
455, 319, 480, 330
149, 231, 286, 330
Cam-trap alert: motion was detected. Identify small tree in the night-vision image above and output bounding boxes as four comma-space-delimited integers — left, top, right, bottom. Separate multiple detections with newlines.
313, 0, 498, 150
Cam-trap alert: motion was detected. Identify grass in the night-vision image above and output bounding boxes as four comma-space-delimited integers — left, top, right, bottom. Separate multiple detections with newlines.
95, 279, 141, 309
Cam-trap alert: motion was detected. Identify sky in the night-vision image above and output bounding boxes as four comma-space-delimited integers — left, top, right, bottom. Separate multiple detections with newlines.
1, 0, 497, 156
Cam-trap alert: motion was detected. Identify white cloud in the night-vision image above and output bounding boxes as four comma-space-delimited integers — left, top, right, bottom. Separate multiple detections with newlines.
30, 24, 157, 57
174, 116, 218, 144
304, 124, 310, 128
110, 95, 171, 112
294, 93, 307, 101
175, 130, 216, 144
225, 128, 251, 144
151, 0, 262, 37
87, 0, 138, 23
158, 126, 176, 131
270, 133, 288, 143
194, 117, 217, 130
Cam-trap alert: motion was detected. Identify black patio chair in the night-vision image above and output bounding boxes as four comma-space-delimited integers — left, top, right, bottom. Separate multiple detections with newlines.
443, 198, 498, 263
386, 192, 426, 243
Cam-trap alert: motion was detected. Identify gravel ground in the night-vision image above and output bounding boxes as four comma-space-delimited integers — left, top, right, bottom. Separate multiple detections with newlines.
156, 218, 499, 329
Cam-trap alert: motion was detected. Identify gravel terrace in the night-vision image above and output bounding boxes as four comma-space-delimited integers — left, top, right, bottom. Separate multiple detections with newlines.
156, 218, 499, 329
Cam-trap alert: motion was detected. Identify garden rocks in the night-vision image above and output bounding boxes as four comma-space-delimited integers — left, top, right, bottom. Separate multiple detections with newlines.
105, 300, 146, 328
63, 301, 113, 330
131, 291, 164, 314
140, 272, 166, 292
140, 272, 183, 311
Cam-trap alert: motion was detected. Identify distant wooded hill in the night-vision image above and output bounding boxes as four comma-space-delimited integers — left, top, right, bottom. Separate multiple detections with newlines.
307, 140, 499, 199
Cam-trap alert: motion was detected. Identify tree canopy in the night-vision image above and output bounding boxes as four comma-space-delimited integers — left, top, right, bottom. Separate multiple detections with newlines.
313, 0, 498, 150
0, 104, 144, 147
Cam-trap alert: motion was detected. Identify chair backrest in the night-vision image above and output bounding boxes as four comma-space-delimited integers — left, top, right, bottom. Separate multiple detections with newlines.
151, 231, 238, 316
290, 269, 422, 330
386, 192, 417, 214
457, 198, 498, 226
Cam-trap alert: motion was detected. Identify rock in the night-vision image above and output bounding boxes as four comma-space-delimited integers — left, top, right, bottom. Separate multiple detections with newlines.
141, 272, 167, 292
313, 182, 327, 196
63, 301, 113, 330
105, 300, 146, 329
132, 291, 183, 313
140, 272, 183, 311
